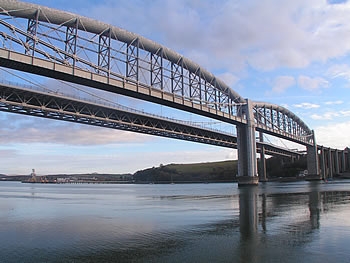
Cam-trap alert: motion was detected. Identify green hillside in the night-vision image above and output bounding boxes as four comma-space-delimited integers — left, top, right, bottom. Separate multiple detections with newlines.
134, 156, 308, 183
134, 160, 237, 183
0, 156, 308, 183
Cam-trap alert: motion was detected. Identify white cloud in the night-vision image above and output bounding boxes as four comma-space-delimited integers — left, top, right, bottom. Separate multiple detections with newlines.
310, 114, 322, 120
77, 0, 350, 74
0, 149, 18, 159
340, 110, 350, 116
315, 121, 350, 148
272, 76, 296, 93
327, 0, 348, 4
325, 100, 344, 105
293, 102, 320, 109
298, 75, 329, 91
327, 64, 350, 81
310, 109, 350, 120
217, 72, 239, 87
0, 114, 152, 146
310, 111, 339, 120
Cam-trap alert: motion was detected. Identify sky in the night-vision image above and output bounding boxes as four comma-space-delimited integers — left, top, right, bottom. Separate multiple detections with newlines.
1, 0, 350, 175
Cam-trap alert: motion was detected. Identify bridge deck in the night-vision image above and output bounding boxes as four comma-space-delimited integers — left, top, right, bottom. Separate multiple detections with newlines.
0, 81, 302, 158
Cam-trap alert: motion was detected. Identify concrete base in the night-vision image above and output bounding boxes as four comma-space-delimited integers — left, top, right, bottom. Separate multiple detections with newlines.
237, 176, 259, 186
305, 174, 322, 181
259, 178, 268, 183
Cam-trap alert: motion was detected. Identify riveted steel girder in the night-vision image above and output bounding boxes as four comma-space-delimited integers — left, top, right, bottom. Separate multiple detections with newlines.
0, 81, 303, 157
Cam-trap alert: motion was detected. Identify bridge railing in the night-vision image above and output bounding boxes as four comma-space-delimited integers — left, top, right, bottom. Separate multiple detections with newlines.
0, 78, 236, 137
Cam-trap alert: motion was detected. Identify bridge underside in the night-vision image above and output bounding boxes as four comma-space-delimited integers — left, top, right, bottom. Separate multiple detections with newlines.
0, 82, 238, 148
0, 82, 305, 158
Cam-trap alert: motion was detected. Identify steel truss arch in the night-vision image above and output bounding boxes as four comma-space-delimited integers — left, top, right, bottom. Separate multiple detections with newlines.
0, 0, 315, 147
0, 1, 244, 114
253, 102, 313, 145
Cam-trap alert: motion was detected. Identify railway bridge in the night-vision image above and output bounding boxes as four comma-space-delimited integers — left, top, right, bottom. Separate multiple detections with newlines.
0, 1, 348, 185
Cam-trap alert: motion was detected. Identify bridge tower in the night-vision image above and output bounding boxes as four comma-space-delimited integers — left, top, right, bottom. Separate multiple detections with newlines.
306, 131, 320, 180
237, 99, 259, 186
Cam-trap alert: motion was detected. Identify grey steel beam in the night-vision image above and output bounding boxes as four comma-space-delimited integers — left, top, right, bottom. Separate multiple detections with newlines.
0, 81, 302, 158
98, 28, 111, 76
151, 48, 163, 89
25, 10, 39, 56
65, 19, 78, 67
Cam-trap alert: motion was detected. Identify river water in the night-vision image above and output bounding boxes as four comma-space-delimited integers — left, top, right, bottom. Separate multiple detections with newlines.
1, 180, 350, 262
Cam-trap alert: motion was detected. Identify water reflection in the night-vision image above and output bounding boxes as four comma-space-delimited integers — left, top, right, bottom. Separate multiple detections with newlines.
309, 188, 321, 229
235, 182, 350, 263
239, 186, 258, 238
1, 182, 350, 262
246, 185, 319, 231
238, 186, 259, 263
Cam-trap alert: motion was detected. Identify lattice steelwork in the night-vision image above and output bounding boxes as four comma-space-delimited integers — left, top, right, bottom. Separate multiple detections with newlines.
126, 39, 139, 81
253, 102, 313, 145
0, 1, 315, 146
0, 2, 243, 118
65, 21, 78, 67
171, 59, 184, 96
25, 14, 39, 56
150, 49, 163, 89
0, 82, 238, 148
98, 29, 111, 75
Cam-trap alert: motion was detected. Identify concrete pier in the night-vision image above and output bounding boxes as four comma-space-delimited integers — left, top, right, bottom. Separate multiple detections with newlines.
258, 132, 267, 182
306, 131, 321, 181
237, 99, 259, 186
308, 146, 349, 181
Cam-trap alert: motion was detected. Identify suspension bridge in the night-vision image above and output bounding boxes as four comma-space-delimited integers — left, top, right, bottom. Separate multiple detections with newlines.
0, 1, 348, 185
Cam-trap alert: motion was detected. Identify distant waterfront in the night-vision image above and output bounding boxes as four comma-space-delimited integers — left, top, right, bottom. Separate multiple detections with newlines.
0, 156, 312, 184
1, 180, 350, 262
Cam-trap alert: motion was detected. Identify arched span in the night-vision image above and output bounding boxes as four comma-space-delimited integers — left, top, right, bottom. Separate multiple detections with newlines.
0, 1, 245, 105
0, 0, 313, 146
253, 101, 313, 145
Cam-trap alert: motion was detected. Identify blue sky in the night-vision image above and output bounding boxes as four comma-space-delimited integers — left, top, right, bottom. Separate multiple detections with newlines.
1, 0, 350, 175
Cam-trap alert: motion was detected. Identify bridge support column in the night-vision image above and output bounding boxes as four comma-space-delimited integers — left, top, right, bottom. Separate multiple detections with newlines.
237, 99, 259, 186
342, 151, 346, 173
335, 150, 340, 175
320, 147, 326, 180
339, 151, 343, 173
328, 149, 333, 179
306, 130, 321, 180
258, 132, 267, 182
